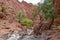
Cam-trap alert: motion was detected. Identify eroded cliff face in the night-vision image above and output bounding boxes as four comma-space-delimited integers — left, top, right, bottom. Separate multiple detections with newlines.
0, 0, 34, 17
0, 0, 34, 40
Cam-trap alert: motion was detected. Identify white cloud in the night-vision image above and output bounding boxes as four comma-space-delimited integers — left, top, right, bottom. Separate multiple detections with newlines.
18, 0, 44, 5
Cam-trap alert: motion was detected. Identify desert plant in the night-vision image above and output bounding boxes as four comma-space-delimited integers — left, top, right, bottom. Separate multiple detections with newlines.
33, 0, 57, 35
21, 18, 33, 28
16, 11, 26, 20
39, 0, 57, 29
16, 11, 33, 27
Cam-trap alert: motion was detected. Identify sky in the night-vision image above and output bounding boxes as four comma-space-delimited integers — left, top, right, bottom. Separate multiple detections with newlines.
18, 0, 44, 5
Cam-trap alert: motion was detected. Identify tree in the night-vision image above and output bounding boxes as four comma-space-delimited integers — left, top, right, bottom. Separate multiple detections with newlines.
32, 0, 57, 35
39, 0, 57, 29
31, 4, 43, 35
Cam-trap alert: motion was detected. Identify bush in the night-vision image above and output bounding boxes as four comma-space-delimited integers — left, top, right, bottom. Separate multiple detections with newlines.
21, 18, 33, 27
37, 0, 57, 29
16, 11, 33, 27
16, 11, 26, 20
39, 0, 57, 19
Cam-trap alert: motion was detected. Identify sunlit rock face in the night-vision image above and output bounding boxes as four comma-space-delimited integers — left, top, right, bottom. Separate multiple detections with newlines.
0, 0, 34, 40
0, 0, 34, 18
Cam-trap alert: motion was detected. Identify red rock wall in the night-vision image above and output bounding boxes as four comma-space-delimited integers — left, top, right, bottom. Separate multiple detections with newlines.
0, 0, 34, 17
53, 0, 60, 26
53, 0, 60, 15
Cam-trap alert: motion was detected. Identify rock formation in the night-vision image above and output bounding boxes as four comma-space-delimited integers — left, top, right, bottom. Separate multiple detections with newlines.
53, 0, 60, 15
0, 0, 34, 40
0, 0, 34, 17
53, 0, 60, 26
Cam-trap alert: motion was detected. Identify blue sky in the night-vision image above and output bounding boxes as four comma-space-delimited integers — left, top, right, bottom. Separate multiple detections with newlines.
18, 0, 44, 5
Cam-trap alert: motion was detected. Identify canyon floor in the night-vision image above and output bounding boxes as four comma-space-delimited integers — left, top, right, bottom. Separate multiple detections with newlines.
0, 19, 60, 40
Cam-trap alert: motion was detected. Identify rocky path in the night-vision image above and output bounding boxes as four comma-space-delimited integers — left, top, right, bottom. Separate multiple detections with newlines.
6, 28, 60, 40
0, 20, 60, 40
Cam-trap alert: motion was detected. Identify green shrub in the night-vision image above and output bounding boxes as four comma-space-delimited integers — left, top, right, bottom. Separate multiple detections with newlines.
16, 11, 26, 20
38, 0, 57, 19
37, 0, 57, 29
16, 11, 33, 27
21, 18, 33, 27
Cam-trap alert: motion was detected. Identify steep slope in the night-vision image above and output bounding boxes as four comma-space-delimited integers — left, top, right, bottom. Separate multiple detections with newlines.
0, 0, 34, 40
0, 0, 34, 17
